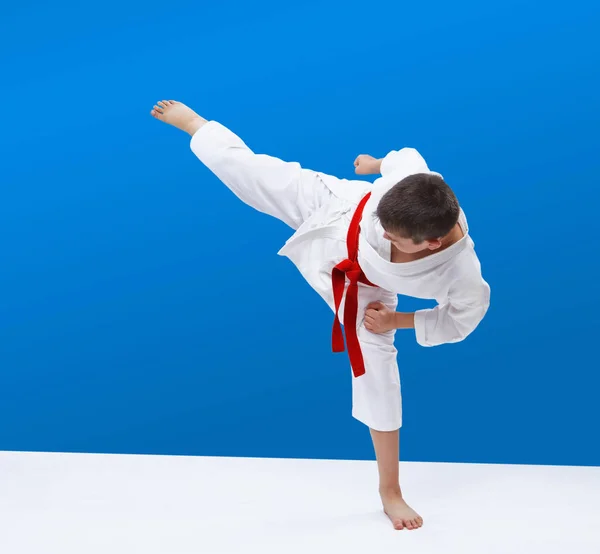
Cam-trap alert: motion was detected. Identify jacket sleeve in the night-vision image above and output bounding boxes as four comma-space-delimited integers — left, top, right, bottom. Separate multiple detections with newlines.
380, 148, 435, 181
413, 278, 491, 347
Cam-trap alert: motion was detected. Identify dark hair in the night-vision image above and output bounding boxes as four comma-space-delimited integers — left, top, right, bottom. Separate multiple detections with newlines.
375, 173, 460, 244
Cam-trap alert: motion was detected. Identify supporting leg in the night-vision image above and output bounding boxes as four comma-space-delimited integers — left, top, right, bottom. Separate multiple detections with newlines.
370, 428, 423, 530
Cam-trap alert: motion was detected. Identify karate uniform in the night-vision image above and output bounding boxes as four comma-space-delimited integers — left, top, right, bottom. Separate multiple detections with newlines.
190, 121, 491, 432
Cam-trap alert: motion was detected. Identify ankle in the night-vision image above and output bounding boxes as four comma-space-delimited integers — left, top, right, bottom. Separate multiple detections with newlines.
379, 484, 402, 497
184, 116, 206, 136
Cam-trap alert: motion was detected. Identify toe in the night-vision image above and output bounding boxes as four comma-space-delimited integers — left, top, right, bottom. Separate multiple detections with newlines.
394, 519, 404, 530
153, 104, 164, 114
416, 516, 423, 527
405, 520, 415, 530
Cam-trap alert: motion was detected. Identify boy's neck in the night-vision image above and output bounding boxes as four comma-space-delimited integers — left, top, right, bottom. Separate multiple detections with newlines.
441, 222, 465, 248
391, 223, 464, 263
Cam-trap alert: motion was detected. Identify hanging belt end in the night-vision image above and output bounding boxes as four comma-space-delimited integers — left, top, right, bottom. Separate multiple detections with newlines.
332, 335, 345, 353
352, 366, 366, 378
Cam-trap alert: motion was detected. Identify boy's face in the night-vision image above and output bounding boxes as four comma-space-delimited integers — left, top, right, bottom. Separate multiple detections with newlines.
383, 231, 442, 254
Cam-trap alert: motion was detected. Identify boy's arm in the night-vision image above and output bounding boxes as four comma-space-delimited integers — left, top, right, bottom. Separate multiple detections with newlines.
365, 303, 415, 332
413, 279, 491, 346
365, 278, 490, 344
394, 312, 415, 329
354, 149, 431, 178
354, 155, 383, 175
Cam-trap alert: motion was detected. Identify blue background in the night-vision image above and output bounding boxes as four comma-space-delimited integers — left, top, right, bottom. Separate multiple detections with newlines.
1, 0, 599, 466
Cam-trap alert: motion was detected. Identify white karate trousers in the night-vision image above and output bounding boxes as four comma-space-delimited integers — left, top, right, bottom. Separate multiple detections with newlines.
191, 121, 402, 431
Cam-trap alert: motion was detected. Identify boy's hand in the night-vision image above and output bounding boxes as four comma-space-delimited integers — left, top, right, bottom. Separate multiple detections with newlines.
364, 302, 397, 334
354, 155, 382, 175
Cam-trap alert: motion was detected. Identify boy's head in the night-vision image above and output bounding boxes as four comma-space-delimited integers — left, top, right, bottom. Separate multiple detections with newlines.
375, 173, 460, 254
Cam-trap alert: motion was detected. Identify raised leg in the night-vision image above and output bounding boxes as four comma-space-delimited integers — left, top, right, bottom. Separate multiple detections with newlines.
151, 100, 341, 230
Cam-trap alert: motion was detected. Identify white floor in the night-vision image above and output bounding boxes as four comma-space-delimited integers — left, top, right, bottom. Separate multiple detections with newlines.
0, 451, 598, 554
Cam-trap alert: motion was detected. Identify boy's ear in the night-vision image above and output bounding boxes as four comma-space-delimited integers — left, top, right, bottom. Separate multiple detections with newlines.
427, 239, 443, 250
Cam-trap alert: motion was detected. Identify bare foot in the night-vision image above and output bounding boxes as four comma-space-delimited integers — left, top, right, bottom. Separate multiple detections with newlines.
150, 100, 207, 136
380, 488, 423, 531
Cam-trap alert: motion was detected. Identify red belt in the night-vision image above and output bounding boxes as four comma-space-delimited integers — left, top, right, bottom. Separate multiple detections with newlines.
331, 192, 377, 378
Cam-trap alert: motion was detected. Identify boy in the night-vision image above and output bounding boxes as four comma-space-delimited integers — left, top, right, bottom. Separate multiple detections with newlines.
150, 100, 491, 531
